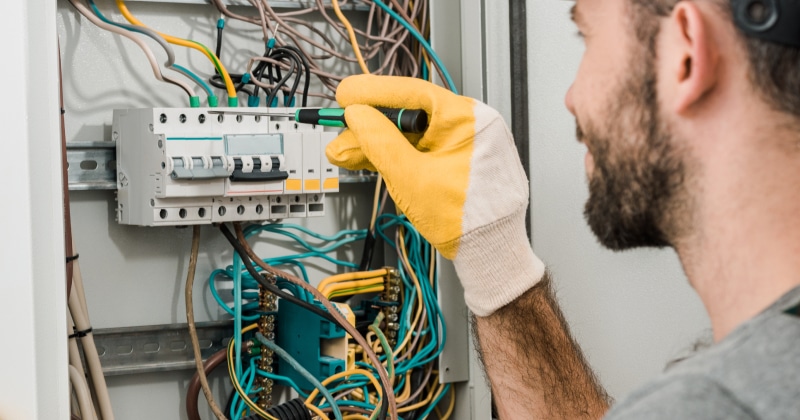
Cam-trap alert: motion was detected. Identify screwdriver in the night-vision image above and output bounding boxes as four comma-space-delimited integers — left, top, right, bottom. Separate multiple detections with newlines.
295, 108, 429, 133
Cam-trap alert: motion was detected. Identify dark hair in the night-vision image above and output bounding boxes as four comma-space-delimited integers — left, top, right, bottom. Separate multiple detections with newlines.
629, 0, 800, 119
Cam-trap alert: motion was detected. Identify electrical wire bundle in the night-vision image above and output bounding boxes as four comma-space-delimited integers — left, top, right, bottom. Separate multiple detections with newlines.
190, 215, 452, 420
190, 3, 458, 417
212, 0, 456, 103
68, 0, 455, 108
68, 0, 238, 107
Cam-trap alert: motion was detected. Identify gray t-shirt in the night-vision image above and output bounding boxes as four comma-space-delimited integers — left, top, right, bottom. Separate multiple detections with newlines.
605, 286, 800, 419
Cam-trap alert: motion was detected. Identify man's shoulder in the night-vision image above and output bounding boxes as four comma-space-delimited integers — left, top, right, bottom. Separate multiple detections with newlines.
607, 291, 800, 420
605, 374, 757, 420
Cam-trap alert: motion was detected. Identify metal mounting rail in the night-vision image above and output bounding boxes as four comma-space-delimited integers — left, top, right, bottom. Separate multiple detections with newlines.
66, 141, 376, 191
67, 142, 117, 191
92, 321, 233, 376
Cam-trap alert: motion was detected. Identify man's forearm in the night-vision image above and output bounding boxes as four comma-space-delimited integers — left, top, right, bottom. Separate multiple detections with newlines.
473, 273, 611, 419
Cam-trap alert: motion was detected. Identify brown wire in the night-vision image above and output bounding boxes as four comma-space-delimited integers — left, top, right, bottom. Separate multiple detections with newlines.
232, 223, 399, 420
186, 226, 227, 420
211, 0, 431, 98
186, 348, 229, 420
397, 363, 434, 407
58, 40, 74, 298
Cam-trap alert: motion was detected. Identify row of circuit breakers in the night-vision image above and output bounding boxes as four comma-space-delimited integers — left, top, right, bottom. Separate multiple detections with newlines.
114, 108, 340, 226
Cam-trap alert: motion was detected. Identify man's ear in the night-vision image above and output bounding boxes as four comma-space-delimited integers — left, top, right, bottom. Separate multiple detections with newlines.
663, 2, 719, 114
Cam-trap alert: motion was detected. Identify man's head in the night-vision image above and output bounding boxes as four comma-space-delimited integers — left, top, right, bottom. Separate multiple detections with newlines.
566, 0, 800, 251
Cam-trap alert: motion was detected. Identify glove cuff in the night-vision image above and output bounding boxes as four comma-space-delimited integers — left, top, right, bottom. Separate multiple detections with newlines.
453, 204, 546, 317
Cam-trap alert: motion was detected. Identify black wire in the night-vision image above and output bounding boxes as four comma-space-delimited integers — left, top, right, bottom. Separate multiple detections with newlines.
270, 47, 307, 106
221, 224, 390, 419
215, 25, 223, 62
379, 393, 388, 420
209, 73, 254, 94
251, 48, 274, 99
218, 224, 338, 325
264, 55, 297, 109
403, 369, 427, 420
221, 224, 389, 418
210, 27, 261, 98
268, 51, 302, 105
358, 232, 376, 271
273, 45, 311, 106
211, 19, 309, 106
223, 386, 237, 417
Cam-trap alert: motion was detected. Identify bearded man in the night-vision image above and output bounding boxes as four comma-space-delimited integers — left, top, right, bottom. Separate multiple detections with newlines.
326, 0, 800, 418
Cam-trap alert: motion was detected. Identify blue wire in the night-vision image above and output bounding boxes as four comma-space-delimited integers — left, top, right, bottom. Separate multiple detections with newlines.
232, 364, 256, 419
172, 64, 214, 98
209, 269, 262, 321
371, 0, 458, 94
373, 214, 448, 376
255, 369, 310, 399
234, 252, 244, 379
246, 223, 366, 242
85, 0, 211, 98
417, 383, 452, 419
246, 226, 366, 254
255, 333, 344, 420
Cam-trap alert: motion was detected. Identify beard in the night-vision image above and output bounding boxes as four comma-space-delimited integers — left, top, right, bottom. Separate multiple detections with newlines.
580, 51, 691, 251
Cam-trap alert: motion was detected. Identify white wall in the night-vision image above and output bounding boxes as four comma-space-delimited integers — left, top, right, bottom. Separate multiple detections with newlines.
526, 0, 712, 401
0, 1, 69, 418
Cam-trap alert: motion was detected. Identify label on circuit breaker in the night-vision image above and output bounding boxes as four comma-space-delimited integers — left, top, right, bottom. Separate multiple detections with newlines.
320, 132, 340, 192
283, 132, 303, 193
303, 133, 322, 193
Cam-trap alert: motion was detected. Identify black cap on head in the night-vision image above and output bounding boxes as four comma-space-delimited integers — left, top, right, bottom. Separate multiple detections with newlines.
731, 0, 800, 48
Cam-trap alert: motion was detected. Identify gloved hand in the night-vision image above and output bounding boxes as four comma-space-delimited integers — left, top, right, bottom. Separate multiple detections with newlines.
327, 75, 545, 316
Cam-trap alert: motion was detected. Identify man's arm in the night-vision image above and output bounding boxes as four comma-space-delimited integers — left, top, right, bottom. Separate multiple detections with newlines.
323, 75, 606, 417
473, 273, 611, 419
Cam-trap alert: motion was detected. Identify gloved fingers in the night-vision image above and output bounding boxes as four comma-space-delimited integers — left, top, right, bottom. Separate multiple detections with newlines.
337, 75, 482, 153
336, 74, 454, 111
338, 104, 422, 181
325, 130, 378, 172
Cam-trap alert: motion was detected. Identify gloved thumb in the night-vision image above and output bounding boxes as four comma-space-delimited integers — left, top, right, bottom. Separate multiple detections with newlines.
326, 104, 421, 179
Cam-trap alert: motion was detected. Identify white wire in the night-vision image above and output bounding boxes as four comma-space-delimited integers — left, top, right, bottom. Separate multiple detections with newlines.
67, 0, 194, 97
68, 317, 99, 420
69, 364, 98, 420
69, 258, 115, 420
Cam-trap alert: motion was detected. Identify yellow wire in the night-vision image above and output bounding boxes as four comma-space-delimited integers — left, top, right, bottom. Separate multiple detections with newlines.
330, 0, 370, 74
115, 0, 237, 100
305, 369, 383, 412
226, 324, 279, 420
322, 278, 385, 297
307, 403, 328, 419
393, 229, 425, 356
408, 0, 433, 82
344, 415, 370, 420
317, 269, 389, 293
397, 375, 444, 413
395, 372, 412, 403
369, 175, 383, 231
438, 385, 455, 420
328, 285, 385, 300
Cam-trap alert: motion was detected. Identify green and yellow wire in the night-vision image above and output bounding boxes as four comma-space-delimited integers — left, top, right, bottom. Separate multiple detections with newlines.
116, 0, 239, 106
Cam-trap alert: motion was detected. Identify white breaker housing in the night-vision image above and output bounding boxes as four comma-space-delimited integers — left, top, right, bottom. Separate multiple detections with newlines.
114, 107, 340, 226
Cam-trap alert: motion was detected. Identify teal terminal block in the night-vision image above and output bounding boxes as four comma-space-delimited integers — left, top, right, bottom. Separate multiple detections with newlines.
276, 299, 347, 390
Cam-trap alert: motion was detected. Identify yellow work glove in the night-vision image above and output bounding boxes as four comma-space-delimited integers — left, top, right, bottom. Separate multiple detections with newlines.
327, 75, 545, 316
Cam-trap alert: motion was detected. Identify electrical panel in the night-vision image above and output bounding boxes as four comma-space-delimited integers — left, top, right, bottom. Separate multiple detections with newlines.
114, 107, 340, 226
45, 0, 491, 418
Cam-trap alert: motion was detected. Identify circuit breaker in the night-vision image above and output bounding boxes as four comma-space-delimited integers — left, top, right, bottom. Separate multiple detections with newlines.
114, 107, 340, 226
